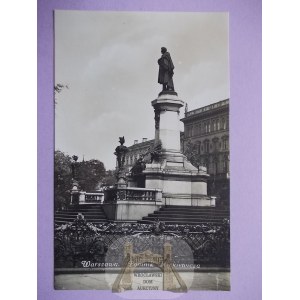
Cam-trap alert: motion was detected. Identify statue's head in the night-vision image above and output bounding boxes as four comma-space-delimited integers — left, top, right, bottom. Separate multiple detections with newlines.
161, 47, 167, 54
119, 136, 125, 145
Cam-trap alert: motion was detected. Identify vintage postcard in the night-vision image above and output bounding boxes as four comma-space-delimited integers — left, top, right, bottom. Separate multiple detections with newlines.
38, 1, 261, 300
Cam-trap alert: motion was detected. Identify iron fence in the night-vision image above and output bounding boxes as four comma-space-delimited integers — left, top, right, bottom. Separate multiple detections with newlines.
54, 214, 230, 269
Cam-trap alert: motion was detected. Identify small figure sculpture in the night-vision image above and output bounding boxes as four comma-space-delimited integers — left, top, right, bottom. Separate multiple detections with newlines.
130, 156, 146, 176
114, 136, 128, 170
185, 103, 188, 115
158, 47, 175, 92
71, 155, 79, 179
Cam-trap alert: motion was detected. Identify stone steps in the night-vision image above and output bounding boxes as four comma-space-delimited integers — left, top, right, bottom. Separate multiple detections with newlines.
148, 214, 227, 220
140, 219, 226, 225
55, 215, 107, 220
55, 211, 106, 216
55, 220, 107, 225
143, 216, 226, 222
139, 205, 229, 225
54, 204, 108, 225
161, 206, 229, 211
155, 210, 229, 215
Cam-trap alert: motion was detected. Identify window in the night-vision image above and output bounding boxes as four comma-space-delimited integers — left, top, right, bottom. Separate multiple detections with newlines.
204, 158, 209, 168
213, 138, 219, 151
204, 140, 210, 153
223, 154, 229, 173
223, 157, 227, 172
222, 117, 225, 130
222, 136, 229, 150
189, 126, 193, 137
186, 126, 190, 137
213, 155, 218, 175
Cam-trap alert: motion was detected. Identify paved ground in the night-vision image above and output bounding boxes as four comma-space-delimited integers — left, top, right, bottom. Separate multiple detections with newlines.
55, 272, 230, 291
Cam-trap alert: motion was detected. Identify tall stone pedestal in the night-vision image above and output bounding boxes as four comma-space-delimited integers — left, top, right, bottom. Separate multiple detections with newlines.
143, 92, 211, 206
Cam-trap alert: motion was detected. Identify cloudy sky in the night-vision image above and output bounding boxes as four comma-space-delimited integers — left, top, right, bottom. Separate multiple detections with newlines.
55, 11, 229, 170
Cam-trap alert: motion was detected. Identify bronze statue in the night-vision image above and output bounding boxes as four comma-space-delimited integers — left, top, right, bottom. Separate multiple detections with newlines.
158, 47, 175, 91
114, 136, 128, 170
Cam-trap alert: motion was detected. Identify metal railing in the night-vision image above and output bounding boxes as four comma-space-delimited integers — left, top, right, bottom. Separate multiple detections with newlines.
54, 217, 230, 269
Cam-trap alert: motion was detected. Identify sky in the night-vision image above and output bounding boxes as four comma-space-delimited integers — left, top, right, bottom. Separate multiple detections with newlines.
55, 11, 229, 170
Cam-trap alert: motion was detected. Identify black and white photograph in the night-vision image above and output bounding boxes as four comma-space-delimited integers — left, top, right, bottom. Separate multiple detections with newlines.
54, 11, 230, 292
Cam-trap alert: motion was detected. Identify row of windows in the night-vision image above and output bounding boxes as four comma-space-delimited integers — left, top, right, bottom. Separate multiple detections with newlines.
200, 154, 229, 175
186, 136, 229, 154
185, 116, 229, 138
125, 153, 141, 166
125, 136, 229, 166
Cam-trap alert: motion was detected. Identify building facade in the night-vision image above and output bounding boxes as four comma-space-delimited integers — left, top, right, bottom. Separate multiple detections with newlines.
181, 99, 229, 205
124, 138, 154, 169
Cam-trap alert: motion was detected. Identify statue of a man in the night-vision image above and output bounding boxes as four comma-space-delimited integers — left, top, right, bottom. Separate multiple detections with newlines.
158, 47, 175, 91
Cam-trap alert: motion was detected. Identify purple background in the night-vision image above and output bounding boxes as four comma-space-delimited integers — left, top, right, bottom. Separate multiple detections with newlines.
37, 0, 261, 299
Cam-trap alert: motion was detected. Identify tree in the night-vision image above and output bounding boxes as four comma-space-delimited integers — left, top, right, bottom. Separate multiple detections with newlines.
101, 170, 117, 188
54, 150, 73, 210
55, 150, 107, 210
77, 159, 106, 191
183, 139, 201, 168
54, 83, 69, 105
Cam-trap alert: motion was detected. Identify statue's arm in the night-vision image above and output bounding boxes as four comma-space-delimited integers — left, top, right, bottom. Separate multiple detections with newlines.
159, 57, 169, 70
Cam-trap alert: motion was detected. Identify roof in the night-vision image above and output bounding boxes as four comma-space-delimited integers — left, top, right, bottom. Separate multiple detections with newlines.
127, 139, 155, 151
181, 99, 229, 122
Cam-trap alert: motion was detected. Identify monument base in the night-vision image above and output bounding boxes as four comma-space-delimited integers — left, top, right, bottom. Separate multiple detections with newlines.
103, 201, 162, 221
103, 187, 163, 221
142, 91, 212, 206
143, 156, 211, 206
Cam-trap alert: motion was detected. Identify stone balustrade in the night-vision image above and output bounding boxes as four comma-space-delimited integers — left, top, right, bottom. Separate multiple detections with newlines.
124, 187, 161, 202
103, 187, 163, 221
71, 190, 104, 205
85, 192, 104, 203
104, 187, 162, 203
